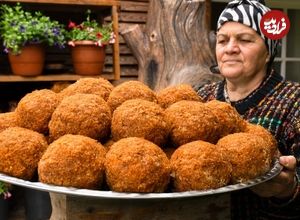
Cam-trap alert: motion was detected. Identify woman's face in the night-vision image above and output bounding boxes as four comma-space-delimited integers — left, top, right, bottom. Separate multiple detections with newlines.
216, 22, 269, 81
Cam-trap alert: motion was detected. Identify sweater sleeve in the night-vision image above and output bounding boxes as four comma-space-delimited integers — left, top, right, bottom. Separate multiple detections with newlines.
283, 88, 300, 166
270, 86, 300, 207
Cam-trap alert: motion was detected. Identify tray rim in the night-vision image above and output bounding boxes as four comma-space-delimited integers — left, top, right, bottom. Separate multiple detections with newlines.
0, 159, 282, 200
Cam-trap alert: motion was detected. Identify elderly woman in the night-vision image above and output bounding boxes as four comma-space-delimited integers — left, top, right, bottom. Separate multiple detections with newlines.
196, 0, 300, 219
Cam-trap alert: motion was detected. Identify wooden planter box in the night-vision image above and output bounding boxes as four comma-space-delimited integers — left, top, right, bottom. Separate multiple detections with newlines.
49, 192, 231, 220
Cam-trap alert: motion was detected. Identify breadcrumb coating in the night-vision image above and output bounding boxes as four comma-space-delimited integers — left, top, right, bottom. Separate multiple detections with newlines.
0, 127, 48, 180
217, 132, 273, 183
15, 89, 60, 134
170, 140, 232, 191
59, 77, 114, 101
105, 137, 171, 193
49, 93, 111, 141
111, 99, 169, 147
0, 112, 19, 132
38, 134, 106, 189
244, 122, 278, 158
156, 84, 203, 109
204, 100, 247, 140
165, 100, 219, 146
107, 81, 157, 112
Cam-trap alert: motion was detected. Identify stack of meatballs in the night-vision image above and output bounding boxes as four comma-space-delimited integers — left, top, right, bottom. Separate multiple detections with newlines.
0, 78, 278, 193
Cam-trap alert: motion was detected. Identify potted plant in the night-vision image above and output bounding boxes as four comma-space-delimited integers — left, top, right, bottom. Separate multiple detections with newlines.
67, 9, 115, 75
0, 3, 66, 76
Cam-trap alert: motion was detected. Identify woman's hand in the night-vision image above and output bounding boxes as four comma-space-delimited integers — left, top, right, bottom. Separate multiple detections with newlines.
250, 156, 298, 199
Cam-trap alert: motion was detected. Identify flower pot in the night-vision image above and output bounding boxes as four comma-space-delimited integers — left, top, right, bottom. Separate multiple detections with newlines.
70, 41, 106, 76
8, 44, 45, 76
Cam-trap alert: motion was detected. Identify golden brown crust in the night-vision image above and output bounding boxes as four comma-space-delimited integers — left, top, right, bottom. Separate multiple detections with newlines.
204, 100, 247, 139
59, 77, 114, 101
244, 122, 279, 158
0, 127, 48, 180
50, 82, 72, 93
38, 134, 106, 189
164, 100, 219, 146
15, 89, 60, 134
156, 84, 203, 109
0, 112, 19, 132
111, 99, 169, 147
102, 138, 115, 151
217, 132, 273, 183
49, 93, 111, 141
170, 140, 232, 191
105, 137, 171, 193
107, 81, 157, 112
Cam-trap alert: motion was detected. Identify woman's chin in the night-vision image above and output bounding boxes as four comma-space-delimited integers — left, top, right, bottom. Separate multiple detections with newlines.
220, 67, 243, 79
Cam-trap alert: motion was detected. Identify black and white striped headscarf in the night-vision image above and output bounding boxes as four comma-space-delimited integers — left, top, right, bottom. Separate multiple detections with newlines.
217, 0, 278, 60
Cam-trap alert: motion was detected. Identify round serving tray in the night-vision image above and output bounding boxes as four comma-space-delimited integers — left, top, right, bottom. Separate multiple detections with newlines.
0, 159, 282, 200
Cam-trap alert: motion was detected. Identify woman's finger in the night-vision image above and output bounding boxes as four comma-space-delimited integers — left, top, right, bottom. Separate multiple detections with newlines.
279, 156, 297, 171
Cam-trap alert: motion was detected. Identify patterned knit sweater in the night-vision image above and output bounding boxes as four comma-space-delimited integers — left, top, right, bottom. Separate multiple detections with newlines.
196, 71, 300, 220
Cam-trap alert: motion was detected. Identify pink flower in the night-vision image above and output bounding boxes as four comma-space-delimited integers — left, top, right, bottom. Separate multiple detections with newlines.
109, 38, 115, 44
68, 41, 75, 47
95, 40, 103, 47
68, 21, 76, 29
3, 191, 11, 200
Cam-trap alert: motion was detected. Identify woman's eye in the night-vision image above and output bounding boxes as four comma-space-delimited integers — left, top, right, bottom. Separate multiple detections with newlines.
217, 39, 226, 44
241, 39, 251, 42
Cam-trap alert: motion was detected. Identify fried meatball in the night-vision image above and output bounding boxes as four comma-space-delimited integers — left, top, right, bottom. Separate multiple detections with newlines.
51, 82, 72, 93
0, 127, 48, 180
217, 132, 273, 183
15, 89, 60, 134
111, 99, 169, 147
156, 84, 203, 109
165, 100, 219, 146
0, 112, 19, 132
59, 77, 114, 101
49, 93, 111, 141
38, 134, 106, 189
102, 138, 115, 151
170, 140, 232, 191
204, 100, 247, 139
244, 122, 278, 158
107, 81, 157, 112
105, 137, 171, 193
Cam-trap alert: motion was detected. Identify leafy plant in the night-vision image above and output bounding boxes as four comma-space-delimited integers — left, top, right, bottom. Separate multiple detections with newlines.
0, 181, 11, 199
0, 3, 66, 54
67, 9, 115, 47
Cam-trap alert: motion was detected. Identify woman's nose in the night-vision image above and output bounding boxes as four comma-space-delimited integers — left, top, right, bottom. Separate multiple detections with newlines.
225, 39, 240, 53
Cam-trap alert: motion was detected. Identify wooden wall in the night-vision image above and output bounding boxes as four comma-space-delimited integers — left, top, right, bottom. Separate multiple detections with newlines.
106, 0, 150, 84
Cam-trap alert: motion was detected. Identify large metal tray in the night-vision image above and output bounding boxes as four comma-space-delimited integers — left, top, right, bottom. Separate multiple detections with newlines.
0, 159, 282, 200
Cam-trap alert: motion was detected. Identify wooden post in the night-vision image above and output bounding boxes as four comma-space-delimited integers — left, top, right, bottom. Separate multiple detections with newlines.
112, 5, 121, 80
121, 0, 220, 91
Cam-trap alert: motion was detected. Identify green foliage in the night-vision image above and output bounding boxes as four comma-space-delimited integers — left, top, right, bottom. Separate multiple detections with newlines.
0, 3, 67, 54
67, 9, 115, 47
0, 181, 11, 199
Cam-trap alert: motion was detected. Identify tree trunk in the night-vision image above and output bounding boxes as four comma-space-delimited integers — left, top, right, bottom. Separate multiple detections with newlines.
121, 0, 220, 91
